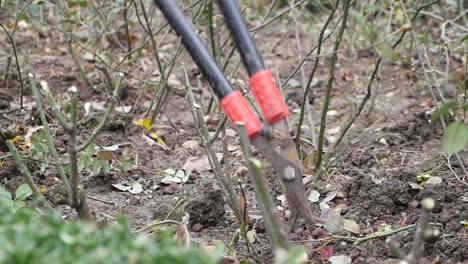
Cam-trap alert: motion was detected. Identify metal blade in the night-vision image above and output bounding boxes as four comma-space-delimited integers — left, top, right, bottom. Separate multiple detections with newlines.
252, 119, 321, 223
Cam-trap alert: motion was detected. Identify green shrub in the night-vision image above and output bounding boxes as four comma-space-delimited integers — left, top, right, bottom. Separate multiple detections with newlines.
0, 207, 223, 264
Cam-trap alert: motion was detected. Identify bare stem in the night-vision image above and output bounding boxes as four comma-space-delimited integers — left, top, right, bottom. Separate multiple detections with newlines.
407, 198, 436, 264
5, 140, 51, 209
315, 0, 351, 170
236, 122, 291, 250
77, 73, 123, 152
183, 68, 243, 223
29, 75, 72, 202
295, 0, 340, 150
0, 24, 25, 108
68, 38, 94, 89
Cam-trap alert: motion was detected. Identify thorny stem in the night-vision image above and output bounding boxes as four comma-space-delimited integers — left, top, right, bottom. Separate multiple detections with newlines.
0, 24, 25, 108
148, 0, 208, 122
2, 56, 12, 88
315, 0, 351, 170
407, 198, 436, 264
290, 0, 318, 149
183, 68, 243, 223
236, 122, 290, 250
0, 0, 33, 108
77, 73, 123, 152
41, 81, 72, 132
295, 0, 340, 151
133, 0, 165, 84
68, 89, 94, 220
5, 140, 51, 209
29, 75, 72, 203
313, 0, 440, 181
123, 0, 132, 54
68, 37, 94, 89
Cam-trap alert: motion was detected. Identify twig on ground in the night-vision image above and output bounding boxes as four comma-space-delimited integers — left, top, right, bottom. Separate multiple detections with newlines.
386, 198, 439, 264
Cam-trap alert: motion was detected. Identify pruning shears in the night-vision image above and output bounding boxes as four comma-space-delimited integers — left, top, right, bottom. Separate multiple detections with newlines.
154, 0, 319, 223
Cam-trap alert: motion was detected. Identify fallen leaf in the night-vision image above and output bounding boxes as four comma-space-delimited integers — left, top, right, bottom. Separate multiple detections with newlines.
343, 219, 360, 234
321, 208, 344, 234
182, 153, 223, 173
149, 131, 166, 145
408, 182, 423, 190
112, 183, 132, 192
227, 145, 238, 152
320, 246, 334, 259
24, 126, 44, 145
329, 255, 352, 264
340, 71, 353, 82
102, 144, 120, 151
425, 176, 442, 185
97, 151, 113, 160
129, 182, 143, 194
182, 140, 199, 150
161, 176, 181, 184
277, 194, 287, 206
164, 168, 176, 175
114, 105, 132, 113
308, 190, 320, 203
133, 117, 152, 130
323, 191, 337, 203
326, 126, 341, 135
225, 129, 236, 137
416, 173, 432, 183
246, 230, 257, 244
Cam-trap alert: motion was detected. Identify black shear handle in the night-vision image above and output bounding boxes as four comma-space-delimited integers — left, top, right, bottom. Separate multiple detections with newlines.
155, 0, 234, 99
217, 0, 265, 76
154, 0, 262, 139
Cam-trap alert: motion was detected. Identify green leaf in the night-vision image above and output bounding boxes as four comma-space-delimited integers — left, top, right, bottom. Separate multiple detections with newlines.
442, 121, 468, 156
376, 42, 399, 61
0, 184, 12, 200
91, 159, 103, 175
432, 101, 457, 119
15, 184, 33, 201
0, 196, 14, 210
12, 200, 26, 212
275, 246, 308, 264
85, 143, 95, 156
462, 35, 468, 42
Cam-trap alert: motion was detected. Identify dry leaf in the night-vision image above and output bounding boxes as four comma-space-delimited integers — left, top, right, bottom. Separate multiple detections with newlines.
182, 153, 223, 173
425, 176, 442, 185
329, 255, 352, 264
343, 219, 360, 234
133, 117, 152, 130
323, 191, 337, 203
308, 190, 320, 203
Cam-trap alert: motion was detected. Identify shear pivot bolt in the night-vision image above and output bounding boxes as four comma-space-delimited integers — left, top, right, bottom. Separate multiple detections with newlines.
284, 166, 295, 180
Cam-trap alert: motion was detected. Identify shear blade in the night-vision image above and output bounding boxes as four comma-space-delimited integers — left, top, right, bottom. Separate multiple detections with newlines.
252, 119, 320, 223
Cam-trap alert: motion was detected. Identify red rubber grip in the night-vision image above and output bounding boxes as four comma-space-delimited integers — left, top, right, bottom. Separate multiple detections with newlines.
221, 90, 261, 139
249, 69, 288, 124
